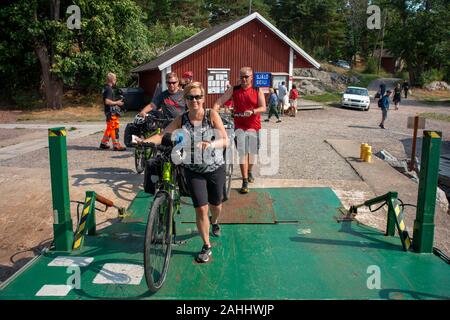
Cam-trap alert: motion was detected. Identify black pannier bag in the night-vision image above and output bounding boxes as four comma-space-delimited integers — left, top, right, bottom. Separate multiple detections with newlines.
176, 166, 191, 197
124, 122, 141, 147
143, 157, 163, 194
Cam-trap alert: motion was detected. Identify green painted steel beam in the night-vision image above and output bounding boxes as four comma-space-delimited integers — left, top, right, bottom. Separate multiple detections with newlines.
414, 131, 442, 253
48, 127, 73, 252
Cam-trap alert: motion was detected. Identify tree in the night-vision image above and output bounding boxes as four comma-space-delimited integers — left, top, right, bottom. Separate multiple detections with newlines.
384, 0, 450, 85
0, 0, 154, 108
205, 0, 272, 25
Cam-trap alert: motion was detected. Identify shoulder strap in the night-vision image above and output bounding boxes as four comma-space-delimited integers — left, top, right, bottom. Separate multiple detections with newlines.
203, 108, 213, 128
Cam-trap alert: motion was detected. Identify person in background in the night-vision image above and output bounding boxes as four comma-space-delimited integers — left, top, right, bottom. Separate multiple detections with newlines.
181, 71, 194, 89
402, 80, 410, 99
393, 83, 401, 110
139, 72, 186, 122
379, 90, 392, 129
379, 82, 386, 97
99, 72, 126, 151
264, 87, 281, 123
288, 84, 299, 117
212, 67, 266, 194
277, 81, 288, 116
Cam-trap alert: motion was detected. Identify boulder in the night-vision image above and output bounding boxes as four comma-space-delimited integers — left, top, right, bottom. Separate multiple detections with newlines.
424, 81, 450, 91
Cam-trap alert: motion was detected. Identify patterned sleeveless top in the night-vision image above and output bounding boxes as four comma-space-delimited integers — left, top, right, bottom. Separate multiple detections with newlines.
180, 109, 224, 173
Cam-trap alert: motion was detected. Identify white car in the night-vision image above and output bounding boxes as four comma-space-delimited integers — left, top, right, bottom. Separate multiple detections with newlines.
341, 86, 370, 111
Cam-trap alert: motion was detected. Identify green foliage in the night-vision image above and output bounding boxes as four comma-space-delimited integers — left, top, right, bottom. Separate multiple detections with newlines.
419, 69, 445, 86
364, 57, 378, 74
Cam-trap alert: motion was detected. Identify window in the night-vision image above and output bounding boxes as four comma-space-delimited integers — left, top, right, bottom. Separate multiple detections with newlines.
207, 68, 230, 94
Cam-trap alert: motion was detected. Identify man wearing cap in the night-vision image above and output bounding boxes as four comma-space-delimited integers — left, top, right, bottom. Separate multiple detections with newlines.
181, 71, 193, 89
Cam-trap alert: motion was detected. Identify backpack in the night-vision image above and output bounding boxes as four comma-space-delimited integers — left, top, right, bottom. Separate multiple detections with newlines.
377, 96, 384, 108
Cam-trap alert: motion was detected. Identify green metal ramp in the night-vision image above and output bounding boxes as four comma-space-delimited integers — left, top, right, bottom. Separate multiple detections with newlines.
0, 188, 449, 300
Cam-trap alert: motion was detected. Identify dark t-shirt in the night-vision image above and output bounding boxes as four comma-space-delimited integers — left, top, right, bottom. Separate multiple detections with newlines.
151, 89, 186, 119
103, 84, 114, 114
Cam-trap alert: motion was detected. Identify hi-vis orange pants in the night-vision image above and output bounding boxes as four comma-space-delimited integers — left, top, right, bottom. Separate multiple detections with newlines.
100, 115, 121, 147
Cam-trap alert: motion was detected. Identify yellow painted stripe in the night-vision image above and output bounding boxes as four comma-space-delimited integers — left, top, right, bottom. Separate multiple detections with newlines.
428, 132, 440, 138
405, 237, 411, 248
395, 206, 400, 215
79, 221, 86, 232
73, 238, 82, 249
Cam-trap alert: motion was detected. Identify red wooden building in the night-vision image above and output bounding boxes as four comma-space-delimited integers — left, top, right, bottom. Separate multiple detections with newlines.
132, 12, 320, 107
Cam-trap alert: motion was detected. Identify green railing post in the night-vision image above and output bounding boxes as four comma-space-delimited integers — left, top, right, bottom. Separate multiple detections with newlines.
413, 131, 442, 253
48, 127, 73, 251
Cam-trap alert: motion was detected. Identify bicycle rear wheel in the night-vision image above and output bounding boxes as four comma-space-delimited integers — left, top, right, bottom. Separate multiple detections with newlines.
144, 191, 173, 292
223, 163, 233, 201
135, 148, 145, 174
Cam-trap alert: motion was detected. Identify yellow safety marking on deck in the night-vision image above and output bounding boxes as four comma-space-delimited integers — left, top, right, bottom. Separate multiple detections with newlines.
428, 132, 440, 138
395, 205, 400, 215
399, 221, 405, 231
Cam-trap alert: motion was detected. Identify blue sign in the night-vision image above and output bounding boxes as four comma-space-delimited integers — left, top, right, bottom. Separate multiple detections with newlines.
253, 72, 271, 87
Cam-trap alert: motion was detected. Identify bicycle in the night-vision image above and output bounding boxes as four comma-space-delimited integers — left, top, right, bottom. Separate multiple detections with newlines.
131, 113, 172, 174
220, 111, 234, 201
141, 137, 183, 292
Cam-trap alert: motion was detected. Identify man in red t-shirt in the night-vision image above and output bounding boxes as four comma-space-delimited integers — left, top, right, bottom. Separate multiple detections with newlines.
213, 67, 266, 194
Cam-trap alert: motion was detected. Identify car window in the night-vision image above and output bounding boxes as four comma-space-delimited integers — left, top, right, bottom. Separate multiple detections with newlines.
345, 88, 368, 96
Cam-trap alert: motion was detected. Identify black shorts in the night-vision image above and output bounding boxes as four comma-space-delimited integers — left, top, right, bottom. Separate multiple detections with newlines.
234, 130, 260, 156
184, 165, 225, 208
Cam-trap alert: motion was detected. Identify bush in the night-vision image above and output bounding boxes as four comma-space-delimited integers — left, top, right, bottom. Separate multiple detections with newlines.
364, 57, 378, 74
419, 69, 445, 86
395, 71, 409, 80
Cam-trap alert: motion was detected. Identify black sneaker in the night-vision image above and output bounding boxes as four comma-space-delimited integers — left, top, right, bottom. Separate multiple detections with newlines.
248, 172, 255, 183
196, 245, 212, 263
240, 180, 249, 194
379, 124, 385, 129
212, 224, 221, 237
99, 143, 110, 150
264, 119, 270, 122
276, 119, 282, 123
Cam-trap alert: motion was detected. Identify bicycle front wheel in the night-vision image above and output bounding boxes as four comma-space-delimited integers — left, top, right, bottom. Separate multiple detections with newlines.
144, 191, 173, 292
135, 148, 145, 174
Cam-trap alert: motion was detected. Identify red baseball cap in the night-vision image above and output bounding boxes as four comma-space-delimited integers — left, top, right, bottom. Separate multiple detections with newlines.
183, 71, 193, 78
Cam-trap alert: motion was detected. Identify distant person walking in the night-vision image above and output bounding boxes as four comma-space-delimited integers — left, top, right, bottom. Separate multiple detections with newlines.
393, 83, 401, 110
379, 90, 392, 129
379, 82, 386, 97
288, 84, 299, 117
277, 81, 288, 116
264, 88, 281, 123
402, 80, 410, 99
99, 72, 126, 151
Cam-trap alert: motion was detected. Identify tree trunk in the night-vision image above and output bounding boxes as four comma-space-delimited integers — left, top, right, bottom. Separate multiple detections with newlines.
35, 44, 63, 109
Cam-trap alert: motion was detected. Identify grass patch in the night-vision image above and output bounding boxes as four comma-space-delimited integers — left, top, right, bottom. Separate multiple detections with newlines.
418, 112, 450, 122
303, 92, 341, 104
348, 72, 380, 88
411, 89, 450, 105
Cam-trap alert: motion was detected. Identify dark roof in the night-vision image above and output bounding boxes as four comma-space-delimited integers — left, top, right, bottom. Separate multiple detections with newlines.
132, 18, 242, 73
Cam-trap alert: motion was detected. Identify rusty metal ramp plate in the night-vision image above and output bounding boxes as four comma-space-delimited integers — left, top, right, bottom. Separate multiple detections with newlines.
179, 189, 276, 224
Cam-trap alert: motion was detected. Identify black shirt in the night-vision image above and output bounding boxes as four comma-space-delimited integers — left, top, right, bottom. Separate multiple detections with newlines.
103, 84, 114, 114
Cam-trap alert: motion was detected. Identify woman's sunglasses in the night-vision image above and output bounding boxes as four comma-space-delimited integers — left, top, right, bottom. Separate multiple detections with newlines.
166, 81, 178, 85
186, 95, 203, 101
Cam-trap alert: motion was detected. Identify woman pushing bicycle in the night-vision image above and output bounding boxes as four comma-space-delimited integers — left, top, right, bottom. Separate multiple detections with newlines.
136, 82, 229, 263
